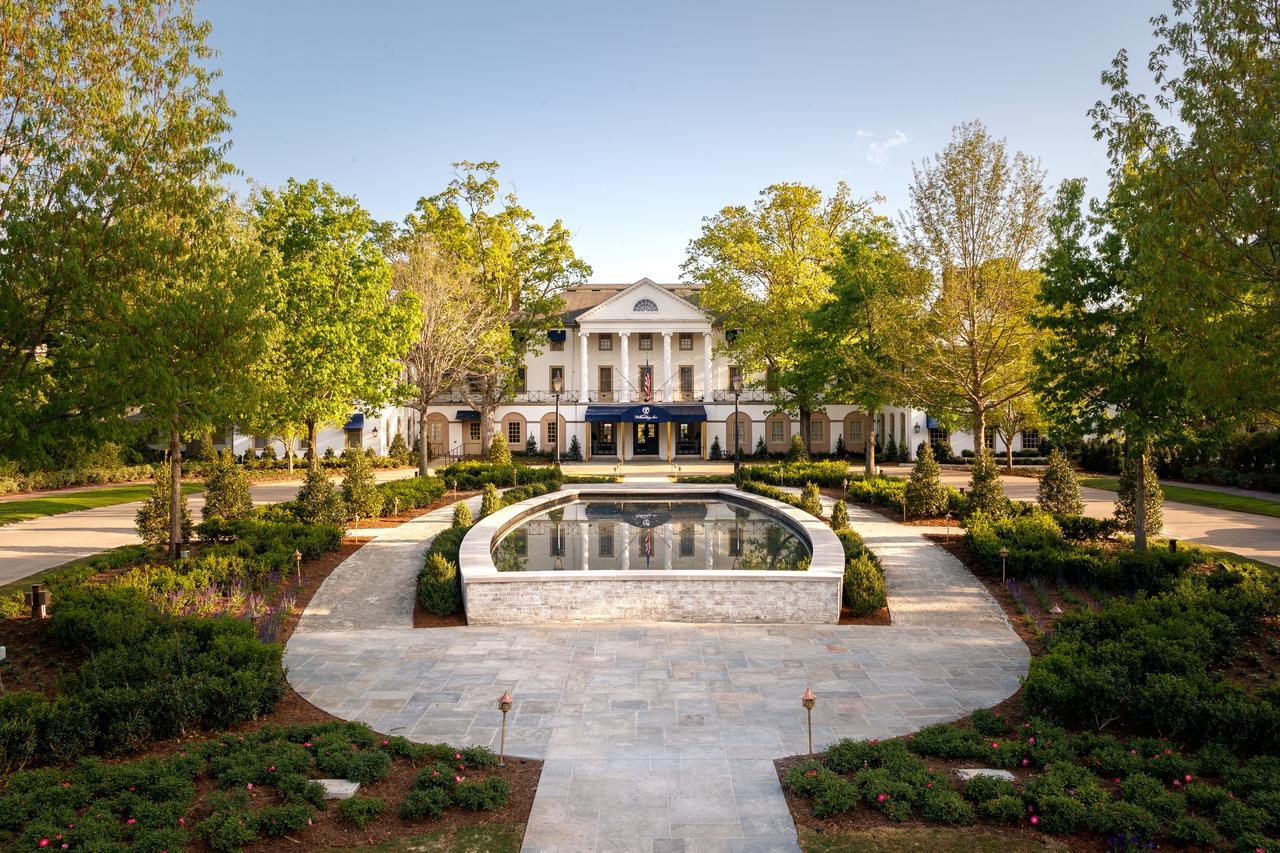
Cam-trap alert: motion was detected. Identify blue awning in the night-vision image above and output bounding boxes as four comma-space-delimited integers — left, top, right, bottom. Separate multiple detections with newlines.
585, 404, 707, 424
925, 415, 941, 429
548, 328, 567, 343
343, 413, 365, 430
455, 410, 480, 421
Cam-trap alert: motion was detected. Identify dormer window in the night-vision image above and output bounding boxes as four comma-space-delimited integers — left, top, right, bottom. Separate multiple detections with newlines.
633, 298, 658, 312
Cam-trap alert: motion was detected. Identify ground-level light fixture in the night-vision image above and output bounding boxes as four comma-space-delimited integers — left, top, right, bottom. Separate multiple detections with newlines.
293, 548, 302, 584
802, 688, 817, 754
999, 546, 1009, 584
497, 691, 514, 767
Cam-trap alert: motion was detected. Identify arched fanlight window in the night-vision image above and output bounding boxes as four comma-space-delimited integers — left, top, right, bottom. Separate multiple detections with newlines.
633, 298, 658, 312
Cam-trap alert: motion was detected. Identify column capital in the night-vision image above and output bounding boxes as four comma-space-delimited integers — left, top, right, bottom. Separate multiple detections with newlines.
662, 331, 673, 339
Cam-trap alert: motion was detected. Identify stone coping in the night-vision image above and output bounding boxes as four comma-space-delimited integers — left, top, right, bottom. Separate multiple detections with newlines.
458, 483, 845, 585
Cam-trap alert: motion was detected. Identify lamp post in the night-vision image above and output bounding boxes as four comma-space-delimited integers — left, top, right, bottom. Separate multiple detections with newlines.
293, 548, 302, 585
551, 374, 564, 470
999, 546, 1009, 585
497, 691, 513, 767
730, 374, 743, 474
801, 688, 817, 754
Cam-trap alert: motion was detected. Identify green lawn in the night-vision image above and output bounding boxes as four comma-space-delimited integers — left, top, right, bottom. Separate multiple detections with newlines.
317, 825, 523, 852
800, 827, 1068, 852
0, 482, 204, 526
1081, 476, 1280, 519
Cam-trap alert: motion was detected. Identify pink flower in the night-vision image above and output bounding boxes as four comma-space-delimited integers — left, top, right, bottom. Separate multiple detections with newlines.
1185, 774, 1193, 782
39, 841, 50, 849
246, 783, 254, 790
126, 818, 136, 825
1028, 737, 1035, 745
927, 782, 934, 789
455, 775, 463, 783
304, 741, 312, 747
1114, 778, 1121, 784
61, 781, 70, 788
1030, 815, 1040, 826
876, 793, 886, 802
1130, 749, 1137, 755
178, 818, 185, 826
383, 739, 389, 745
1021, 758, 1030, 766
455, 753, 462, 759
991, 742, 1000, 749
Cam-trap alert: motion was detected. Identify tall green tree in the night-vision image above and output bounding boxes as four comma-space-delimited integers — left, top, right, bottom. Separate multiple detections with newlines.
1035, 178, 1196, 549
121, 200, 277, 556
898, 121, 1047, 444
252, 179, 419, 470
403, 162, 590, 447
0, 0, 232, 464
683, 182, 871, 445
1091, 0, 1280, 418
804, 217, 926, 474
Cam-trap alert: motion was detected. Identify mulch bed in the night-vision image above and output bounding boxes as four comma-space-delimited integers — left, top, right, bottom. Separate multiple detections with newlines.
0, 611, 79, 697
348, 491, 480, 531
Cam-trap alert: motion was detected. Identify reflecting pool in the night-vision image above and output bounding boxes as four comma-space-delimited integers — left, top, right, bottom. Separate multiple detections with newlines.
491, 498, 811, 572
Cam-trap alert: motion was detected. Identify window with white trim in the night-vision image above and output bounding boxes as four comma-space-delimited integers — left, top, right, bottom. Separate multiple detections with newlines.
771, 420, 784, 443
507, 420, 521, 445
545, 419, 558, 449
679, 333, 693, 350
638, 333, 652, 351
469, 422, 481, 441
1022, 429, 1041, 450
598, 334, 612, 351
812, 421, 824, 442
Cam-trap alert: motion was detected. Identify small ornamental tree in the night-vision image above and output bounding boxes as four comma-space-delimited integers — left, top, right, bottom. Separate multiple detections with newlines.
1038, 449, 1084, 517
566, 434, 582, 462
388, 433, 411, 465
1116, 451, 1163, 540
800, 482, 822, 516
968, 449, 1007, 516
342, 447, 381, 519
831, 499, 850, 531
137, 459, 193, 547
835, 435, 846, 457
452, 502, 473, 528
487, 433, 511, 465
709, 435, 723, 460
786, 433, 808, 461
479, 483, 501, 518
524, 434, 538, 457
296, 467, 346, 527
754, 436, 767, 458
201, 452, 252, 522
905, 444, 948, 519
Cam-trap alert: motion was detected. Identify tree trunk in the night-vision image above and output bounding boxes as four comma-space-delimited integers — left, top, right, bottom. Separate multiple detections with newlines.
480, 408, 495, 454
865, 410, 877, 476
1005, 433, 1014, 471
973, 404, 985, 461
799, 408, 812, 453
168, 417, 182, 560
418, 414, 430, 477
286, 441, 294, 473
1134, 446, 1148, 551
307, 418, 319, 472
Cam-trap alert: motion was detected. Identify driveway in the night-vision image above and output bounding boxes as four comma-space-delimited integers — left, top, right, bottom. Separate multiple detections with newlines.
0, 469, 417, 586
937, 470, 1280, 568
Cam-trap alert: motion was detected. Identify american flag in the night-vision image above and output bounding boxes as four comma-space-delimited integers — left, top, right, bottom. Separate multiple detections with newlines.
642, 370, 652, 400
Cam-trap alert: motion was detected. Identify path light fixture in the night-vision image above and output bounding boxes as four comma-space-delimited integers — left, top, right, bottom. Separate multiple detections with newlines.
999, 546, 1009, 585
801, 688, 817, 754
497, 691, 513, 767
293, 548, 302, 584
900, 495, 907, 522
729, 374, 744, 474
551, 374, 564, 470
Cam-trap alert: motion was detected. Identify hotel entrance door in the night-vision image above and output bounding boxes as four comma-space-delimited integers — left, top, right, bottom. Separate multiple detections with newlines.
633, 423, 659, 456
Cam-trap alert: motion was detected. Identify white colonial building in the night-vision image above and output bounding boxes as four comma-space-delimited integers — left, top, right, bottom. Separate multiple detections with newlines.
404, 278, 1041, 463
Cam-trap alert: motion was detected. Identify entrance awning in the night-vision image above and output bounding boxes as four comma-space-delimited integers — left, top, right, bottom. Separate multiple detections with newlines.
455, 410, 480, 421
343, 413, 365, 430
584, 404, 707, 424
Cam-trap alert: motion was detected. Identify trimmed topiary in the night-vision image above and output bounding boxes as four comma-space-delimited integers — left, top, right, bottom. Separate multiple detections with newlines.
201, 452, 253, 522
400, 786, 451, 820
452, 501, 473, 528
418, 553, 461, 616
1038, 449, 1083, 516
454, 776, 511, 811
341, 446, 381, 519
799, 482, 822, 516
479, 483, 501, 519
919, 788, 975, 825
337, 795, 385, 827
487, 433, 512, 465
905, 444, 948, 519
786, 433, 809, 462
968, 449, 1006, 516
1115, 450, 1163, 538
296, 466, 346, 526
830, 500, 850, 531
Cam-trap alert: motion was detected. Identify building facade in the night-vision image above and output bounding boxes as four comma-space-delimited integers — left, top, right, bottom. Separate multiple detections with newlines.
408, 279, 1040, 463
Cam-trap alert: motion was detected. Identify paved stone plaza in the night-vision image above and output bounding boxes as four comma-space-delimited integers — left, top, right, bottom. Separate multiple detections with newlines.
285, 497, 1029, 852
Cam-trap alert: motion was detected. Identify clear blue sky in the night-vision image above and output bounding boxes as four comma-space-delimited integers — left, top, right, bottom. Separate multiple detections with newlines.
203, 0, 1158, 282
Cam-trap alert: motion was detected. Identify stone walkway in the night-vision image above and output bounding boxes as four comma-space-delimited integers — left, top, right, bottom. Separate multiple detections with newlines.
284, 492, 1029, 852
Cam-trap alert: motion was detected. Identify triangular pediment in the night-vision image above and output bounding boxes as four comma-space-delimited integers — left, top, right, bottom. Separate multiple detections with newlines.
575, 279, 710, 325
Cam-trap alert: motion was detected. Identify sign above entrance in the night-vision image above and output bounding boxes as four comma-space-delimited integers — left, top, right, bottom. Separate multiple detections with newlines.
584, 404, 707, 424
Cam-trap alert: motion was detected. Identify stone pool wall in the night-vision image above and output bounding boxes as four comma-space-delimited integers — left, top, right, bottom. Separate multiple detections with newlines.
458, 484, 845, 624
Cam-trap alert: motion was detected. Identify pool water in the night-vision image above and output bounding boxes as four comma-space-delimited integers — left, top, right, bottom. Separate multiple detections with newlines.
491, 498, 811, 572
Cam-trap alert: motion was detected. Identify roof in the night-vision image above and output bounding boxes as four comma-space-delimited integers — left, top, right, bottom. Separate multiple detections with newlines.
559, 278, 703, 325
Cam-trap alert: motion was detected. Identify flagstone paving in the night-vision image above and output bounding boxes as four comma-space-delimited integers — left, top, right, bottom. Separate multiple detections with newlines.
284, 494, 1028, 852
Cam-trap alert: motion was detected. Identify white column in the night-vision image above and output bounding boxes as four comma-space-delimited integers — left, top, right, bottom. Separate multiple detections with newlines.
579, 331, 589, 400
702, 333, 714, 401
662, 332, 672, 402
581, 521, 589, 572
621, 523, 630, 571
663, 532, 672, 570
620, 332, 631, 403
703, 522, 713, 571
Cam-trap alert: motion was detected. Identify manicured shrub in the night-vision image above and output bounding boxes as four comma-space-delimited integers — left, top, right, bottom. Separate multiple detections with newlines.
786, 433, 808, 461
1168, 815, 1219, 846
968, 449, 1006, 516
1118, 772, 1184, 821
388, 432, 411, 465
1035, 794, 1090, 834
799, 482, 822, 516
1116, 451, 1163, 538
418, 553, 461, 616
978, 795, 1025, 824
135, 460, 193, 546
830, 499, 849, 531
784, 759, 834, 798
295, 467, 346, 527
453, 776, 511, 811
905, 445, 948, 518
255, 804, 315, 837
479, 483, 501, 518
337, 794, 385, 827
1038, 449, 1084, 517
845, 475, 908, 509
1088, 800, 1161, 838
201, 452, 253, 522
374, 475, 445, 515
810, 774, 858, 818
452, 501, 473, 528
400, 786, 451, 820
341, 446, 381, 519
962, 774, 1018, 803
843, 552, 886, 616
487, 433, 512, 465
920, 788, 975, 825
709, 435, 722, 460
